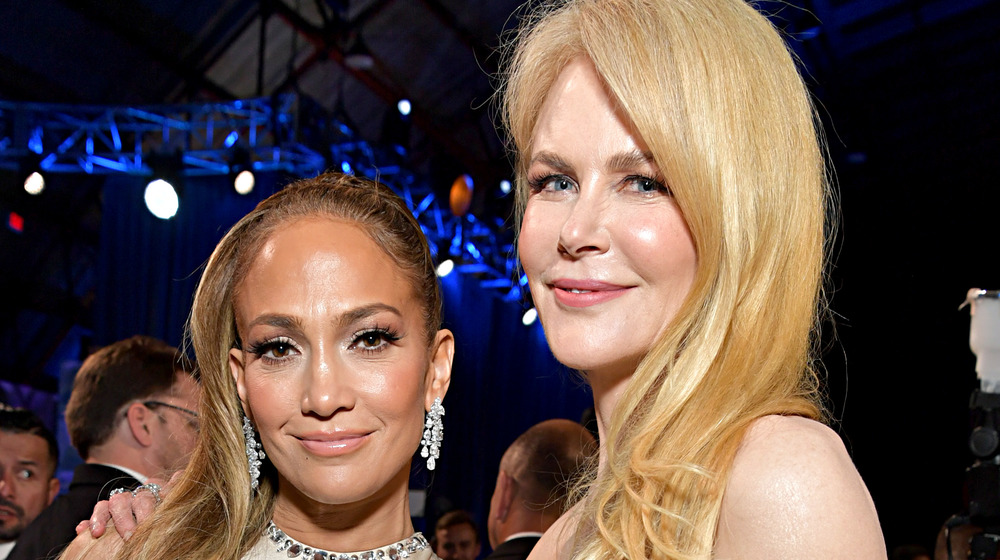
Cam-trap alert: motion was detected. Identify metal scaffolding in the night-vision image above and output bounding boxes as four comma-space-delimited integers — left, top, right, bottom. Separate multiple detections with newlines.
0, 94, 522, 301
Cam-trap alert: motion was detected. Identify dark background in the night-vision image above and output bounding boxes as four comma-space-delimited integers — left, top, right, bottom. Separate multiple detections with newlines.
1, 0, 999, 554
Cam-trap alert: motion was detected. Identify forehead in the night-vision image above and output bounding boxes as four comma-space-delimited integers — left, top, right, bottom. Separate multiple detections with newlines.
438, 523, 477, 542
0, 430, 52, 465
235, 218, 418, 319
530, 57, 649, 160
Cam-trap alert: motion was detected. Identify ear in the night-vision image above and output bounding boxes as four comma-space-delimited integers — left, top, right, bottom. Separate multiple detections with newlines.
495, 470, 516, 522
46, 476, 60, 505
229, 348, 250, 415
126, 403, 154, 447
424, 329, 454, 411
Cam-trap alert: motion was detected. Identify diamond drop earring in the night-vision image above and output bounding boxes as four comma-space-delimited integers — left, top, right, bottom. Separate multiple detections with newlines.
243, 415, 265, 490
420, 397, 445, 471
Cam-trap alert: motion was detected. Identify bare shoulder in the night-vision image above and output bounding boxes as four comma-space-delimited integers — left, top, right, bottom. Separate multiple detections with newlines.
714, 416, 886, 560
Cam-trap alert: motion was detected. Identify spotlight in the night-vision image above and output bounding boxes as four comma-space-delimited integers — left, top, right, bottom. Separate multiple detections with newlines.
436, 259, 455, 277
24, 171, 45, 195
449, 174, 474, 217
499, 179, 512, 195
522, 308, 538, 326
229, 147, 255, 195
144, 179, 179, 219
397, 99, 411, 116
19, 153, 46, 195
234, 170, 255, 195
341, 161, 353, 174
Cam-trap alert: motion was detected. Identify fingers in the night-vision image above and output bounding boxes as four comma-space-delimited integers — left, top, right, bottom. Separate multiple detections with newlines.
107, 490, 139, 540
87, 500, 112, 538
129, 487, 158, 527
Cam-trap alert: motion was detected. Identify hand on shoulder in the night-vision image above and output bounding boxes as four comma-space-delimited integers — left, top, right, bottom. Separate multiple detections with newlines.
715, 415, 886, 560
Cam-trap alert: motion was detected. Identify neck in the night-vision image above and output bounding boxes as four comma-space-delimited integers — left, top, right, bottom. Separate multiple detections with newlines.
500, 508, 560, 542
585, 367, 633, 474
85, 443, 153, 479
271, 465, 414, 552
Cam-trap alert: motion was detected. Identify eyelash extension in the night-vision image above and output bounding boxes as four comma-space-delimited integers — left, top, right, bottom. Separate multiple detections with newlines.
244, 336, 296, 358
352, 326, 402, 354
526, 173, 565, 192
625, 174, 673, 196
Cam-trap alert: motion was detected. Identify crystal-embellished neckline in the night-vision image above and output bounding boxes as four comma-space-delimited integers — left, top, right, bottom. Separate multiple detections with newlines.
265, 521, 430, 560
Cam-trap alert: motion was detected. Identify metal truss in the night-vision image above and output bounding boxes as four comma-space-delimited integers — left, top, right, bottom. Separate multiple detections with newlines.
0, 94, 522, 301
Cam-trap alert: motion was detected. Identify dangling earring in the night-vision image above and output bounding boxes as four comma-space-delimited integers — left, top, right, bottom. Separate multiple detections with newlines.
243, 415, 265, 491
420, 397, 445, 471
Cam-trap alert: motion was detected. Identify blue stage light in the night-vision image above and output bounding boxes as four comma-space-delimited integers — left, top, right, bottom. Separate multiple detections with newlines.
224, 131, 239, 148
397, 99, 411, 116
500, 180, 512, 194
341, 161, 353, 174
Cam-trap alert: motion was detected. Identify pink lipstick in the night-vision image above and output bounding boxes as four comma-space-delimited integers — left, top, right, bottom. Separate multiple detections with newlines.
551, 279, 631, 308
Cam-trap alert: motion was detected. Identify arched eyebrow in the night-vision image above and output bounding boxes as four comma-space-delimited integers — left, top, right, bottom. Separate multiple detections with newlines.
247, 314, 302, 331
338, 303, 402, 327
606, 150, 657, 173
528, 151, 572, 172
529, 150, 658, 174
246, 304, 402, 332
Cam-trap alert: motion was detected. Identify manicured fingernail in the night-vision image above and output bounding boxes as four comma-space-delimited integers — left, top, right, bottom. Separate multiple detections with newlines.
123, 530, 134, 541
90, 521, 98, 533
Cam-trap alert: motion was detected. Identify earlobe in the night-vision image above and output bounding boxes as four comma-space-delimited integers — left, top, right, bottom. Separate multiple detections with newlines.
425, 329, 454, 410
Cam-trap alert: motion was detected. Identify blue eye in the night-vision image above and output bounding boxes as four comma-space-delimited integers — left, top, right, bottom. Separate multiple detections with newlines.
626, 175, 671, 195
528, 174, 576, 193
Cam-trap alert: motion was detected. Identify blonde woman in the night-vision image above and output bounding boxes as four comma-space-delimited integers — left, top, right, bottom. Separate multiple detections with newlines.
503, 0, 885, 558
64, 173, 454, 559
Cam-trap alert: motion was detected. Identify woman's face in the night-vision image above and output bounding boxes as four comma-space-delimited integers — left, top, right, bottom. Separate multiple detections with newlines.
518, 57, 697, 380
229, 217, 453, 513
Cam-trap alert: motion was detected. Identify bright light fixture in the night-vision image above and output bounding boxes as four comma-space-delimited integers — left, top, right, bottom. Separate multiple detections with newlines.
144, 179, 179, 219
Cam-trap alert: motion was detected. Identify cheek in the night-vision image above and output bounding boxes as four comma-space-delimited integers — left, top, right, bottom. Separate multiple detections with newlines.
518, 203, 555, 274
244, 375, 300, 425
623, 211, 696, 278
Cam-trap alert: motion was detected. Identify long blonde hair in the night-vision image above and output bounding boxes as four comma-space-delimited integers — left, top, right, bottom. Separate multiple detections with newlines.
502, 1, 829, 558
115, 173, 442, 559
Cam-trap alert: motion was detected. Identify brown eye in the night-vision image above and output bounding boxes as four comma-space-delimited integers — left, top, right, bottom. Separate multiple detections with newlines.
268, 342, 293, 358
359, 332, 384, 348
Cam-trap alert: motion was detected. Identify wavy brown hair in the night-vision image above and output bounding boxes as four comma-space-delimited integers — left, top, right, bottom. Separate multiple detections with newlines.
502, 1, 830, 558
114, 173, 442, 560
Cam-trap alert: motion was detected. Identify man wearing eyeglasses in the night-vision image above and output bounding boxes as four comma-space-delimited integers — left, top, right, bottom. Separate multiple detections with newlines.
8, 335, 199, 560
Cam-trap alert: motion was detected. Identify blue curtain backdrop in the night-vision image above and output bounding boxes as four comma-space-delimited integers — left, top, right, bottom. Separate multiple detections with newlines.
94, 173, 592, 542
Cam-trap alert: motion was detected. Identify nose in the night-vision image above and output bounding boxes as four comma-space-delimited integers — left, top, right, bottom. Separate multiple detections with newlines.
301, 347, 356, 418
0, 473, 12, 498
557, 187, 610, 257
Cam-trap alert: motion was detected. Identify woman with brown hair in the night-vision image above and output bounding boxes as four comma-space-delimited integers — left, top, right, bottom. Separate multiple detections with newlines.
503, 0, 885, 558
65, 172, 454, 559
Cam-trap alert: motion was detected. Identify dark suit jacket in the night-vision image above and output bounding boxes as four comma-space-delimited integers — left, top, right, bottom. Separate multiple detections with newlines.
484, 536, 540, 560
8, 464, 140, 560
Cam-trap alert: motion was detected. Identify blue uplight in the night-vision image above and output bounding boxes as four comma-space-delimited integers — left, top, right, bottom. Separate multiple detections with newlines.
341, 161, 353, 174
224, 131, 239, 148
397, 99, 412, 116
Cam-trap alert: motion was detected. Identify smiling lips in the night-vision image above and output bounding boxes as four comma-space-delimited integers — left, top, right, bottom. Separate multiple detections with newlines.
551, 279, 632, 307
297, 431, 372, 457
